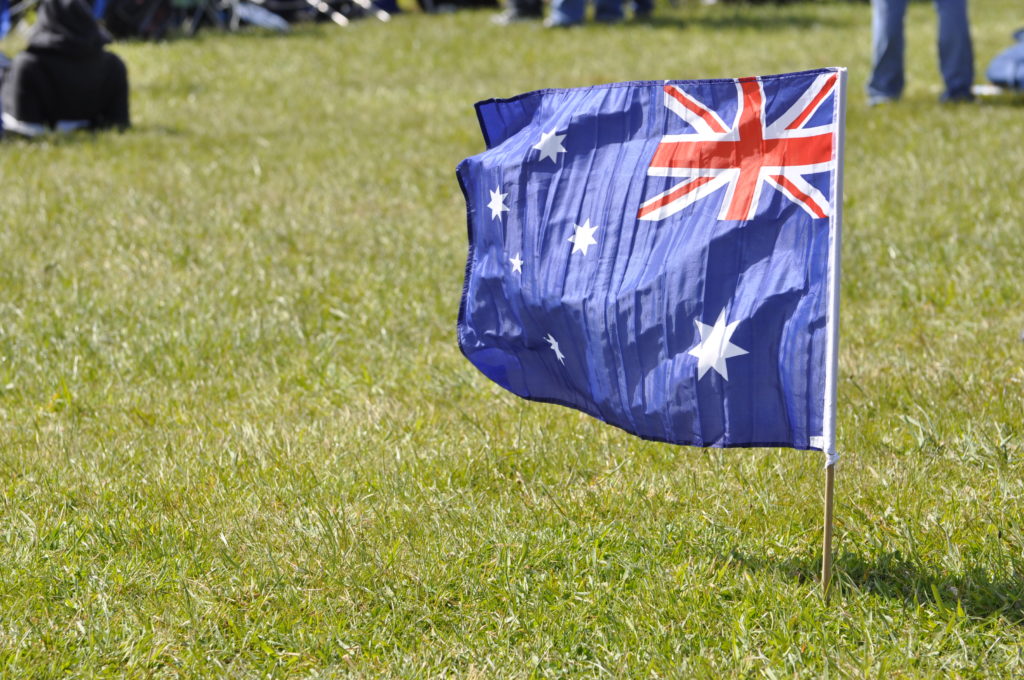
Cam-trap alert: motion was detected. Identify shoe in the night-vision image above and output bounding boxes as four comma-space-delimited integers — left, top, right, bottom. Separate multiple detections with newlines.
939, 90, 976, 104
491, 9, 540, 25
867, 94, 898, 107
543, 16, 579, 28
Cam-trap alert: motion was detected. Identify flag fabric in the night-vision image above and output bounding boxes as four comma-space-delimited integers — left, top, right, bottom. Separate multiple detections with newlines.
456, 68, 845, 455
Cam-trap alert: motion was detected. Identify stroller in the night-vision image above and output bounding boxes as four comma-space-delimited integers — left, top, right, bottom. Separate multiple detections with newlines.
101, 0, 389, 37
248, 0, 390, 27
0, 0, 176, 38
0, 0, 389, 40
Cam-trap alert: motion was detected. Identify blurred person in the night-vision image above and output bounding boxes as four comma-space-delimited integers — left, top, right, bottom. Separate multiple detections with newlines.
419, 0, 498, 11
545, 0, 651, 27
1, 0, 129, 136
492, 0, 542, 24
985, 28, 1024, 91
867, 0, 974, 105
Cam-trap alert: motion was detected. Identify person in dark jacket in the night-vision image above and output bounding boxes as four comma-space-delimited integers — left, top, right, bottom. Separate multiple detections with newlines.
1, 0, 129, 136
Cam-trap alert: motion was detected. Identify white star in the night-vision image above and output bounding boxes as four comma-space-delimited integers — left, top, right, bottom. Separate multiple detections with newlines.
533, 129, 567, 164
568, 219, 599, 255
487, 188, 509, 220
687, 309, 748, 380
544, 333, 565, 364
510, 253, 523, 273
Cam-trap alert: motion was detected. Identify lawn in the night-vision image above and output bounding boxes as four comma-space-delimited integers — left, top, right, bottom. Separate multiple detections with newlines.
1, 0, 1024, 676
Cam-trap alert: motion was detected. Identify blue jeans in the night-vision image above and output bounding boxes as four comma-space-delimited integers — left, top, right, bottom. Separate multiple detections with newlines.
549, 0, 641, 25
633, 0, 653, 15
868, 0, 974, 100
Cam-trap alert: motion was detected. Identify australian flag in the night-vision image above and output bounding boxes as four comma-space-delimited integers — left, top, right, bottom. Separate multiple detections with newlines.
456, 69, 846, 453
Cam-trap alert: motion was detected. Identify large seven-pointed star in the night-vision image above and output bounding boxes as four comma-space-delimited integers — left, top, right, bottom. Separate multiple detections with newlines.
688, 309, 748, 380
568, 219, 599, 255
533, 129, 567, 163
487, 188, 509, 220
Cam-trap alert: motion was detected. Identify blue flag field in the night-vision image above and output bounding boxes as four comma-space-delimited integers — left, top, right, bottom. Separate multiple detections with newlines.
457, 68, 846, 456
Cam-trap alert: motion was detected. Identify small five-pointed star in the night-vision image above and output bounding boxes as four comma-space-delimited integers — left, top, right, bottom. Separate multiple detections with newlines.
544, 333, 566, 364
688, 309, 748, 380
509, 253, 523, 273
568, 219, 599, 255
533, 129, 567, 164
487, 188, 509, 220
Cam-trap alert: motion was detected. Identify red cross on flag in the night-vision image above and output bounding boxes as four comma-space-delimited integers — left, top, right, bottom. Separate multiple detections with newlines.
638, 71, 838, 222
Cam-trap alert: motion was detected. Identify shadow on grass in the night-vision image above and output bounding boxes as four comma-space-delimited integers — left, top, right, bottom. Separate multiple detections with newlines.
977, 94, 1024, 108
732, 549, 1024, 622
0, 129, 129, 146
637, 12, 848, 31
132, 124, 188, 137
835, 551, 1024, 623
1, 124, 187, 145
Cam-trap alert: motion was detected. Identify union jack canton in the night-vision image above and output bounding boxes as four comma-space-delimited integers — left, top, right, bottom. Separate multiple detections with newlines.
457, 68, 846, 455
639, 71, 838, 222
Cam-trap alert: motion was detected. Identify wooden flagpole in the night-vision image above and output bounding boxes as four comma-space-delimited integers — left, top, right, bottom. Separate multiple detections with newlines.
821, 462, 835, 600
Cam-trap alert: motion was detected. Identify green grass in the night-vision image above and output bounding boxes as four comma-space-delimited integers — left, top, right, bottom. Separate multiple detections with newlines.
2, 0, 1024, 676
